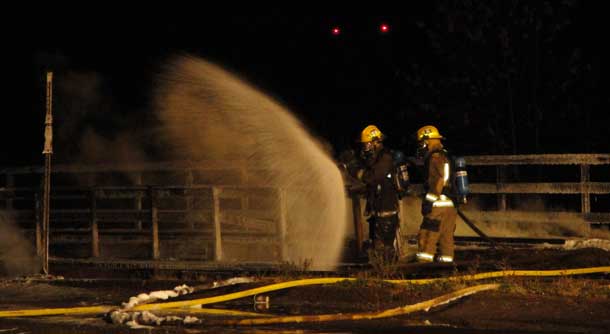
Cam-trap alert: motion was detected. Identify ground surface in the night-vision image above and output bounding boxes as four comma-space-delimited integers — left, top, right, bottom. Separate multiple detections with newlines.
1, 246, 609, 334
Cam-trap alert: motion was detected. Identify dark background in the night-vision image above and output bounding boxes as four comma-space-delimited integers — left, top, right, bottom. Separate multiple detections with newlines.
3, 2, 608, 166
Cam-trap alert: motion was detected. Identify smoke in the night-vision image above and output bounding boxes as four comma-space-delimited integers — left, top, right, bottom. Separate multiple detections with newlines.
55, 71, 149, 166
399, 196, 425, 236
456, 197, 590, 238
589, 228, 610, 240
398, 195, 592, 239
78, 128, 148, 165
0, 211, 37, 276
153, 55, 348, 269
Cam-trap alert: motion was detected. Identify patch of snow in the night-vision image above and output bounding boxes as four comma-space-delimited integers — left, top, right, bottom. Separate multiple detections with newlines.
539, 242, 562, 249
563, 238, 610, 251
111, 309, 201, 327
183, 315, 201, 324
111, 277, 253, 328
109, 310, 131, 324
121, 284, 194, 309
125, 320, 153, 329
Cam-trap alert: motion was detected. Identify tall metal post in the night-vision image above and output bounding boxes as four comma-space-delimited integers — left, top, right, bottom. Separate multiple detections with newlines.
42, 71, 54, 275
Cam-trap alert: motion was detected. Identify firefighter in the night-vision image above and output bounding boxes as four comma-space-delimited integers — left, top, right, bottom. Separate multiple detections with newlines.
415, 125, 458, 263
347, 125, 408, 262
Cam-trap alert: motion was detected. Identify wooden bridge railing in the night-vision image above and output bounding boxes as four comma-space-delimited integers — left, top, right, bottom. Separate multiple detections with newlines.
0, 161, 287, 262
464, 154, 610, 221
347, 154, 610, 251
1, 154, 608, 263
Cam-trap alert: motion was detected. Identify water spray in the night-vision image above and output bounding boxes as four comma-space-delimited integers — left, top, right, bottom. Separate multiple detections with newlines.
154, 55, 348, 269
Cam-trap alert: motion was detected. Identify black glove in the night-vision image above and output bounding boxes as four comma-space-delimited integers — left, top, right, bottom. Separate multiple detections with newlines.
421, 200, 433, 216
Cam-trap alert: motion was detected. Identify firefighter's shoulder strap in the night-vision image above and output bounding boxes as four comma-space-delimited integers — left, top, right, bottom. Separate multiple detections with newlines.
423, 148, 449, 172
424, 148, 448, 159
424, 148, 453, 194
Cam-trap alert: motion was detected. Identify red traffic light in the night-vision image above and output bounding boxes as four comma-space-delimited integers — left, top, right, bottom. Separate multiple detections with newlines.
379, 23, 390, 33
331, 26, 341, 35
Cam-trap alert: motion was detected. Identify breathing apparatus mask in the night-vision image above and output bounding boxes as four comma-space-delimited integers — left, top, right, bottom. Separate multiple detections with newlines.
361, 140, 380, 161
416, 139, 428, 158
415, 125, 444, 158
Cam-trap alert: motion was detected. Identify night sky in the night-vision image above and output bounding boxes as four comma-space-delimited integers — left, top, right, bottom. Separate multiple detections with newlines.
4, 3, 608, 166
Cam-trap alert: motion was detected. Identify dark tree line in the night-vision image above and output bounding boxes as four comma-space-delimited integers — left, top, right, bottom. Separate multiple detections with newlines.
374, 0, 599, 155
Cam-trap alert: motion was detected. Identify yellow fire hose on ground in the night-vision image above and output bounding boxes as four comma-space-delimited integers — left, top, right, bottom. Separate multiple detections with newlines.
133, 266, 610, 312
158, 307, 274, 318
205, 283, 500, 326
0, 266, 608, 319
117, 284, 500, 327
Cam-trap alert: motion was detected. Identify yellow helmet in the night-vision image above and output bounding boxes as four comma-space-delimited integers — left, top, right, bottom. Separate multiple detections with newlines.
360, 125, 384, 143
416, 125, 444, 142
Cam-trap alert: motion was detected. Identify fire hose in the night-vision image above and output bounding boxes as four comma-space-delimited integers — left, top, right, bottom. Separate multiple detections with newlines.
1, 266, 609, 318
457, 209, 501, 248
203, 284, 499, 326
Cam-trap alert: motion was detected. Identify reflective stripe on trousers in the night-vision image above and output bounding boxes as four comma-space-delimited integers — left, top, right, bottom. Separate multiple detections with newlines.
425, 193, 454, 208
425, 193, 439, 202
375, 211, 398, 218
416, 252, 434, 262
432, 194, 454, 208
437, 255, 453, 263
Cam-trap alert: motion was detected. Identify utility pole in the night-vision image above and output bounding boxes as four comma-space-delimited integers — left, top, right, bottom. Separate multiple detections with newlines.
41, 71, 53, 275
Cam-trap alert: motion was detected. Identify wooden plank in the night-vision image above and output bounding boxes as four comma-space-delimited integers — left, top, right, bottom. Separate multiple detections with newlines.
465, 154, 610, 166
460, 210, 589, 224
150, 188, 159, 260
351, 194, 364, 254
90, 190, 100, 258
185, 169, 194, 230
0, 155, 606, 176
393, 182, 610, 195
219, 218, 274, 233
470, 182, 610, 194
0, 185, 273, 196
221, 236, 280, 244
585, 212, 610, 223
134, 172, 143, 230
24, 228, 282, 237
0, 160, 248, 175
212, 187, 223, 261
221, 209, 275, 220
580, 165, 591, 214
496, 166, 507, 210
